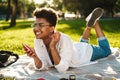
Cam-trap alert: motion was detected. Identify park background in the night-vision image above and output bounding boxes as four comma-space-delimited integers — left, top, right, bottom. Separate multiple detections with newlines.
0, 0, 120, 55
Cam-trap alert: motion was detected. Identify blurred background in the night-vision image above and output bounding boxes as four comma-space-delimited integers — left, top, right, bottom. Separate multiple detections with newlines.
0, 0, 120, 25
0, 0, 120, 54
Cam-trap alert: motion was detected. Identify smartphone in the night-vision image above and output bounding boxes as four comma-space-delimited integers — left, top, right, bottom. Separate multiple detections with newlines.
22, 43, 30, 51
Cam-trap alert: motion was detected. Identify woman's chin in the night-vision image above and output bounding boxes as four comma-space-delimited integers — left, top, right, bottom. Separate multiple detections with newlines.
35, 36, 41, 39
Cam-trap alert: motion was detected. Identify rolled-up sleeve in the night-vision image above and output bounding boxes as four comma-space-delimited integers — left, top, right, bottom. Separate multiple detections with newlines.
55, 58, 69, 72
34, 39, 52, 71
54, 35, 75, 72
34, 59, 48, 70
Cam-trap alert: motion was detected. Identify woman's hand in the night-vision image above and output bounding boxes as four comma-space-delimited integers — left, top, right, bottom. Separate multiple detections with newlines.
22, 43, 37, 58
22, 43, 42, 68
50, 31, 61, 48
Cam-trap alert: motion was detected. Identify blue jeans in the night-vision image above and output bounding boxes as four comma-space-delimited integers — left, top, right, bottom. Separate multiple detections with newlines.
80, 37, 111, 61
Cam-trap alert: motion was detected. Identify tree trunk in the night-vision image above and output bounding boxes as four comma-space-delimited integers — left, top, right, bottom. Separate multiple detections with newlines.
20, 6, 25, 19
6, 0, 11, 21
10, 0, 18, 27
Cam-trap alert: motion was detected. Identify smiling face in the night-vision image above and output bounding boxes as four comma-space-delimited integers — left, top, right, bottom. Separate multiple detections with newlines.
33, 18, 54, 39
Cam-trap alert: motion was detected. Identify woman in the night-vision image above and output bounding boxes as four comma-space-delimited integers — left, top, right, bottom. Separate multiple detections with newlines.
23, 7, 111, 73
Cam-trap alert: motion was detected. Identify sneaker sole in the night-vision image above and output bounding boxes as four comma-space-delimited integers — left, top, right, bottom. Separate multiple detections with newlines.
87, 8, 104, 27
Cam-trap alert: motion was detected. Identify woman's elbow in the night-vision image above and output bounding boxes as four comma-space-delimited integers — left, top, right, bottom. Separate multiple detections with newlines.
57, 66, 69, 73
35, 62, 42, 69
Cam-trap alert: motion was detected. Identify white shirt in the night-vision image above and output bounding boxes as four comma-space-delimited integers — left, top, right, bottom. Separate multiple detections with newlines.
34, 33, 93, 72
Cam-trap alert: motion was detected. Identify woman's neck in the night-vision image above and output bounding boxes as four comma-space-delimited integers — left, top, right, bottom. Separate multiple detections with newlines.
43, 33, 53, 46
43, 31, 55, 45
43, 37, 51, 46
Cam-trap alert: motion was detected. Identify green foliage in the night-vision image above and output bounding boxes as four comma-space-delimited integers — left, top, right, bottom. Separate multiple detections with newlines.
0, 1, 7, 15
52, 0, 64, 11
27, 1, 36, 17
0, 19, 120, 55
62, 0, 81, 13
115, 0, 120, 12
61, 0, 118, 17
17, 0, 36, 18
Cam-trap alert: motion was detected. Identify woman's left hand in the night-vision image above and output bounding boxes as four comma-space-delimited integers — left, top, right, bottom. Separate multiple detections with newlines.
50, 31, 60, 48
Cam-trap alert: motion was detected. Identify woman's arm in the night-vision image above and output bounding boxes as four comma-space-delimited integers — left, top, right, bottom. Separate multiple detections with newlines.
49, 32, 74, 72
49, 31, 61, 65
33, 56, 42, 68
22, 43, 42, 68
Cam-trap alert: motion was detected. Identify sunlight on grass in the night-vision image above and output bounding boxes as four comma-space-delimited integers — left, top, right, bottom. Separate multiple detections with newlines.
107, 33, 120, 48
57, 24, 70, 29
0, 19, 120, 55
0, 21, 9, 29
0, 28, 34, 55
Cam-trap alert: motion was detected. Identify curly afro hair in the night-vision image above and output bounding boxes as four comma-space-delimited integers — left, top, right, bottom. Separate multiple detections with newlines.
33, 8, 58, 27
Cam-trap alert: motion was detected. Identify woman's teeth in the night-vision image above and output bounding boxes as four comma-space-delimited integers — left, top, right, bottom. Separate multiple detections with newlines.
36, 32, 41, 35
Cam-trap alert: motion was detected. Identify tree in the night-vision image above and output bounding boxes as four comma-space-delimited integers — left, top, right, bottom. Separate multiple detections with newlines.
18, 0, 35, 18
6, 0, 11, 21
95, 0, 117, 17
115, 0, 120, 13
0, 0, 7, 20
52, 0, 63, 10
10, 0, 18, 27
63, 0, 81, 13
80, 0, 117, 17
18, 0, 26, 19
27, 1, 35, 17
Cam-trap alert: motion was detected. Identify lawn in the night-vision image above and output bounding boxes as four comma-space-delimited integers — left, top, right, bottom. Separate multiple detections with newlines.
0, 18, 120, 55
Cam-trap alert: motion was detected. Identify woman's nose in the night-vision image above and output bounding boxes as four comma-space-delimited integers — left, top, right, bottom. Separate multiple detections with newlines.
34, 25, 41, 30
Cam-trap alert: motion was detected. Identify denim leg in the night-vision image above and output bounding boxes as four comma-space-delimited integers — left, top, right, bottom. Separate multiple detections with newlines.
90, 37, 111, 61
80, 37, 89, 43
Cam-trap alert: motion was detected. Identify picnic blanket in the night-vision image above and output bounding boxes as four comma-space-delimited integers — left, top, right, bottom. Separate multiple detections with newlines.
0, 47, 120, 80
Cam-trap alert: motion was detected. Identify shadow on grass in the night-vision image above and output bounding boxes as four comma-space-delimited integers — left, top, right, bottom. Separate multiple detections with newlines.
57, 19, 120, 36
0, 26, 10, 30
57, 19, 118, 35
100, 19, 120, 33
0, 20, 34, 30
1, 19, 120, 34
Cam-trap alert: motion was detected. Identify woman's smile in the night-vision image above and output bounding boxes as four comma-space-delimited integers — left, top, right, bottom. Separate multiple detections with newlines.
36, 31, 42, 35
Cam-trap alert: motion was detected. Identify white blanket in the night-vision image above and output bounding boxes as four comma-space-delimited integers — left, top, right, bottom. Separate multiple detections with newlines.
0, 47, 120, 80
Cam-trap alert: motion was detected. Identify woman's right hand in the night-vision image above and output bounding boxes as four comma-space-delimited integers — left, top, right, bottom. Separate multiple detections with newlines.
22, 43, 37, 58
22, 43, 42, 68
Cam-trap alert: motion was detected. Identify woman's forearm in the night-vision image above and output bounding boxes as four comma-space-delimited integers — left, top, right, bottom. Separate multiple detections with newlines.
50, 46, 61, 65
33, 56, 42, 68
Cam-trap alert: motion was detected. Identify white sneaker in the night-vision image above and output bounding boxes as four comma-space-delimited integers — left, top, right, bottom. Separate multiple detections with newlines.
86, 7, 104, 27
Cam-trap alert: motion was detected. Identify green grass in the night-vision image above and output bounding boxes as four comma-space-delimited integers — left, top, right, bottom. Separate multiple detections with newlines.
0, 19, 120, 55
